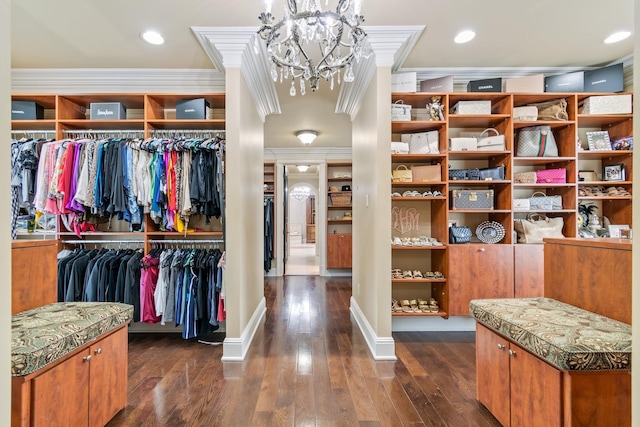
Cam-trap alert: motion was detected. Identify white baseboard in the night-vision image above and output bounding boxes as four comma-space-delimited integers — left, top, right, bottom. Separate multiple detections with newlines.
221, 297, 267, 361
392, 316, 476, 332
350, 297, 397, 360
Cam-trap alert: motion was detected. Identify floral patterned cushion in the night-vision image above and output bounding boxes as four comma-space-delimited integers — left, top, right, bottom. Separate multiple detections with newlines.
12, 302, 133, 376
470, 297, 631, 371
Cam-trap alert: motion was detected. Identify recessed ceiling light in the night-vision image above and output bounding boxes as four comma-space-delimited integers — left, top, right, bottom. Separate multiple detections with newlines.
454, 30, 476, 44
604, 31, 631, 44
141, 30, 165, 45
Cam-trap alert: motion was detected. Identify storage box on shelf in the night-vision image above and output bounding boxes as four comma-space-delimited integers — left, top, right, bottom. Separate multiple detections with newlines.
10, 95, 56, 132
145, 94, 226, 131
326, 162, 352, 269
57, 94, 145, 134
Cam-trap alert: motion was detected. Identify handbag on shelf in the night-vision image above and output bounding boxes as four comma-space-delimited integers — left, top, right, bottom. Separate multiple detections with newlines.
513, 199, 531, 210
449, 225, 472, 244
477, 128, 506, 151
516, 125, 559, 157
411, 164, 441, 182
449, 137, 478, 151
402, 130, 440, 154
514, 171, 537, 183
528, 98, 569, 121
536, 168, 566, 184
479, 165, 505, 181
391, 141, 409, 154
529, 192, 563, 210
514, 213, 564, 243
449, 169, 468, 180
392, 165, 413, 182
391, 100, 412, 121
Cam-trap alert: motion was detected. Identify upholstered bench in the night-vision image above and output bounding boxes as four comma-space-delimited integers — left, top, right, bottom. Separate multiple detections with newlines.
11, 302, 133, 427
470, 297, 631, 427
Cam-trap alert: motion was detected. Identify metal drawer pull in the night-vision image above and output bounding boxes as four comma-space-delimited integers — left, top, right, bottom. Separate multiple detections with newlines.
95, 348, 103, 355
83, 355, 92, 362
497, 343, 505, 350
508, 349, 517, 357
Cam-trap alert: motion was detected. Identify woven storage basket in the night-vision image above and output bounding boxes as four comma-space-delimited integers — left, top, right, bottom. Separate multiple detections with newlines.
330, 192, 352, 206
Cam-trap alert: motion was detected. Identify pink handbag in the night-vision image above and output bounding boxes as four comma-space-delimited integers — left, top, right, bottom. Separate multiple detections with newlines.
536, 168, 566, 184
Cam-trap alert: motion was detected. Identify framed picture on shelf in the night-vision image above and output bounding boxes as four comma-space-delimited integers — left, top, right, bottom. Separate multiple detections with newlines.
603, 164, 625, 181
608, 224, 630, 238
586, 131, 612, 151
611, 136, 633, 151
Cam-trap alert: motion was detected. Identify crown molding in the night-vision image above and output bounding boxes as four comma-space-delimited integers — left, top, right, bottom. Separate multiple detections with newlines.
400, 54, 634, 90
191, 27, 281, 121
264, 147, 352, 161
11, 68, 224, 94
336, 26, 425, 118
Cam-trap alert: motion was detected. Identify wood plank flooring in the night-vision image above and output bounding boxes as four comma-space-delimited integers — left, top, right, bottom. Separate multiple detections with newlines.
108, 276, 502, 427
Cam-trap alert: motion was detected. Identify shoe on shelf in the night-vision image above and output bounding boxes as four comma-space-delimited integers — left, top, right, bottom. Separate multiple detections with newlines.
418, 236, 432, 246
428, 237, 443, 246
392, 192, 401, 197
422, 191, 433, 197
402, 270, 413, 279
392, 237, 402, 246
392, 299, 403, 312
411, 237, 422, 246
432, 190, 443, 196
413, 270, 423, 278
401, 300, 413, 313
391, 269, 402, 279
433, 271, 444, 279
409, 299, 422, 313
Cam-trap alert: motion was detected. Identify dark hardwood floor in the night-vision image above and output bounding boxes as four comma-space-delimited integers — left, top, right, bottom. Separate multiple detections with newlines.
108, 276, 502, 426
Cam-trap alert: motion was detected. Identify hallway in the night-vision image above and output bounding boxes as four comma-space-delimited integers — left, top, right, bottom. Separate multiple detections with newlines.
286, 243, 320, 276
109, 276, 500, 426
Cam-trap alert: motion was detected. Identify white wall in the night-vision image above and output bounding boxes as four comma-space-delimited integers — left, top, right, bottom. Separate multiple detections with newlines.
1, 0, 11, 424
352, 67, 393, 339
222, 66, 266, 357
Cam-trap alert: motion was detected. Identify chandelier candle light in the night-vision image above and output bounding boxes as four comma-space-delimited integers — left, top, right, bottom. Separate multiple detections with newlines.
258, 0, 370, 95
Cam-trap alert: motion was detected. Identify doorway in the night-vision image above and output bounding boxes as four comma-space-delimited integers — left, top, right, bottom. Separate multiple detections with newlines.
285, 170, 320, 276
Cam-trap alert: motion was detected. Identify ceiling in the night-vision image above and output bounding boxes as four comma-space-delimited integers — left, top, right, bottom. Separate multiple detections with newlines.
10, 0, 635, 152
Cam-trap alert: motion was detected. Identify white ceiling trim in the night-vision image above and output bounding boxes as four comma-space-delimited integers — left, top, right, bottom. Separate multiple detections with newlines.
191, 27, 281, 121
11, 68, 225, 94
336, 26, 425, 118
264, 147, 352, 162
402, 54, 634, 90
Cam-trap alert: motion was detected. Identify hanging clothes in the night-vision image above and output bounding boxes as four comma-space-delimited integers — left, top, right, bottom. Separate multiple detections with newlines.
264, 197, 274, 272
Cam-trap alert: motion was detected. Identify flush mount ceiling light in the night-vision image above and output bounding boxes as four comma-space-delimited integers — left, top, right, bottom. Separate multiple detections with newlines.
141, 30, 165, 45
454, 30, 476, 44
295, 130, 319, 144
604, 31, 631, 44
296, 165, 310, 172
257, 0, 371, 96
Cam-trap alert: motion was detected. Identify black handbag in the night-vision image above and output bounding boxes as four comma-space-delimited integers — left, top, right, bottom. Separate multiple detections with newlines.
449, 225, 472, 244
479, 165, 505, 181
449, 169, 468, 180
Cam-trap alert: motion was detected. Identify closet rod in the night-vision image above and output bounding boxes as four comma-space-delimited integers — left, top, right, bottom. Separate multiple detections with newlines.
148, 239, 224, 244
62, 129, 145, 136
11, 130, 56, 136
62, 239, 144, 244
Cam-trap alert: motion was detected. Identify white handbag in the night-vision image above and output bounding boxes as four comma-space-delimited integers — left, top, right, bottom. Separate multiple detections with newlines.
401, 130, 439, 154
390, 142, 409, 154
513, 199, 531, 211
513, 106, 538, 121
477, 128, 506, 151
391, 100, 411, 121
449, 137, 478, 151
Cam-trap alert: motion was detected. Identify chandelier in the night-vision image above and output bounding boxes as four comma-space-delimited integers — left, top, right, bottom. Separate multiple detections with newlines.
290, 186, 312, 201
257, 0, 370, 96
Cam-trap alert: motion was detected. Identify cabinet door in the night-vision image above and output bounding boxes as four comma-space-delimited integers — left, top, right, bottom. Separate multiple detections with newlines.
31, 350, 90, 427
327, 233, 352, 268
448, 245, 514, 316
476, 324, 510, 427
89, 327, 128, 427
513, 244, 544, 298
509, 344, 562, 427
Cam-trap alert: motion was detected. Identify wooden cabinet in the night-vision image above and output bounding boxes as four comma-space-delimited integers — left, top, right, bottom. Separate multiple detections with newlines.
326, 233, 352, 269
447, 244, 514, 316
513, 244, 544, 297
326, 162, 352, 269
13, 326, 128, 427
476, 322, 630, 427
544, 237, 631, 323
11, 241, 58, 314
476, 324, 562, 427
